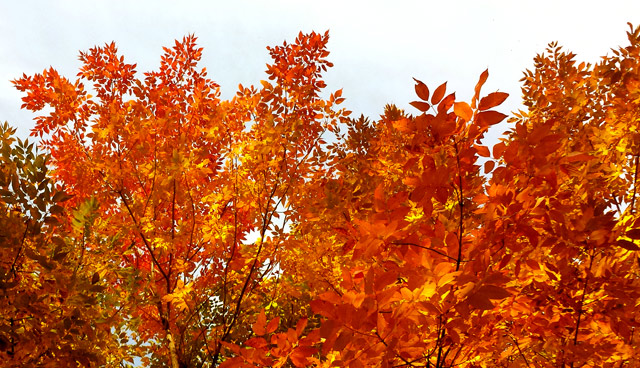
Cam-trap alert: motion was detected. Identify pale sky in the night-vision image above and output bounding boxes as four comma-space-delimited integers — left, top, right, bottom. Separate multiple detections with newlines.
2, 0, 640, 143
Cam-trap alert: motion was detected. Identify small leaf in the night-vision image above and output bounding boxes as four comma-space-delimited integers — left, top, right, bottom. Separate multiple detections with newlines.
476, 111, 508, 127
477, 285, 511, 299
618, 239, 640, 251
626, 229, 640, 239
218, 357, 244, 368
472, 69, 489, 109
453, 101, 473, 122
431, 82, 447, 105
245, 337, 268, 349
413, 78, 430, 101
266, 316, 280, 334
479, 92, 509, 110
437, 93, 455, 113
253, 310, 267, 336
290, 346, 316, 367
410, 101, 431, 112
296, 318, 308, 337
468, 292, 494, 310
474, 144, 491, 157
91, 272, 100, 285
493, 142, 506, 158
484, 160, 495, 173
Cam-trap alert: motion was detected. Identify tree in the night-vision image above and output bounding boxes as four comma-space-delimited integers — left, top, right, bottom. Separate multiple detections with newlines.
294, 24, 640, 367
9, 25, 640, 367
0, 122, 129, 367
13, 31, 348, 368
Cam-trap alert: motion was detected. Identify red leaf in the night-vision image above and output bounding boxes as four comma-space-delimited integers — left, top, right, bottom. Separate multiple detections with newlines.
618, 239, 640, 251
431, 82, 447, 105
626, 229, 640, 239
484, 160, 495, 173
477, 285, 511, 299
413, 78, 430, 101
437, 93, 455, 113
290, 346, 317, 367
479, 92, 509, 110
468, 292, 494, 310
410, 101, 431, 112
476, 110, 508, 127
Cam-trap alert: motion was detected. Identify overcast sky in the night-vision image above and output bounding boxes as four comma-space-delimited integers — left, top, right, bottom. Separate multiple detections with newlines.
2, 0, 640, 143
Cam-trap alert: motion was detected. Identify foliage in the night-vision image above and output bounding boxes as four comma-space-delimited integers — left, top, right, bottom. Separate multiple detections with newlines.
6, 24, 640, 367
0, 122, 129, 367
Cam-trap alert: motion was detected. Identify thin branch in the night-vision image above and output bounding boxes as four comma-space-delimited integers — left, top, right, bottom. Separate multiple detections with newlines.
573, 250, 594, 347
631, 154, 639, 214
117, 189, 170, 283
392, 241, 460, 263
374, 330, 418, 367
508, 334, 531, 368
446, 346, 464, 368
10, 219, 30, 277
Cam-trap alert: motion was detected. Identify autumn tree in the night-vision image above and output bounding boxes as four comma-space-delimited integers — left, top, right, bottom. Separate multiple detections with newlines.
480, 23, 640, 366
8, 24, 640, 368
13, 31, 348, 367
282, 24, 640, 368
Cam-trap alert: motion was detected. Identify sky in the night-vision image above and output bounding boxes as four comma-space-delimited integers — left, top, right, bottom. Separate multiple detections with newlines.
1, 0, 640, 143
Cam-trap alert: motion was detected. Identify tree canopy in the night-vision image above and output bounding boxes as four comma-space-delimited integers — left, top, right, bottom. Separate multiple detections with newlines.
2, 24, 640, 368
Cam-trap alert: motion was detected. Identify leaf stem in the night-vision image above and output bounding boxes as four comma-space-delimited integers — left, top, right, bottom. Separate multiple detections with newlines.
391, 241, 459, 262
573, 249, 595, 351
454, 141, 464, 271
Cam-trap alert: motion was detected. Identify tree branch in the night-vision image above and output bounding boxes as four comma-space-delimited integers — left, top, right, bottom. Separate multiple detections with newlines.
392, 241, 460, 263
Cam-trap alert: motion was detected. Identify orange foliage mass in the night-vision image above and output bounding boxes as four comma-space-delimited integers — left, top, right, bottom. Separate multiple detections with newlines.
2, 25, 640, 368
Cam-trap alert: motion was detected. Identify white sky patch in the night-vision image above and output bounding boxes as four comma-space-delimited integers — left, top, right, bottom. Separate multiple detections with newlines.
1, 0, 640, 146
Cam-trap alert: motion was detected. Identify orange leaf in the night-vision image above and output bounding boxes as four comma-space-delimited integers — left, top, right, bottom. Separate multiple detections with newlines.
253, 310, 267, 336
392, 118, 413, 132
437, 93, 455, 113
245, 337, 268, 349
565, 152, 594, 162
453, 101, 473, 122
472, 69, 489, 109
484, 160, 495, 173
474, 144, 490, 157
410, 101, 431, 112
413, 78, 430, 101
493, 142, 506, 158
431, 82, 447, 105
266, 316, 280, 334
478, 92, 509, 110
476, 110, 508, 127
290, 346, 317, 367
219, 357, 245, 368
296, 318, 308, 337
